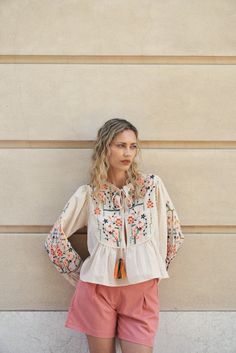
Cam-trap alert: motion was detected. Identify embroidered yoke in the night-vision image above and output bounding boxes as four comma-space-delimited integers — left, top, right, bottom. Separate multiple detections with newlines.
44, 173, 184, 287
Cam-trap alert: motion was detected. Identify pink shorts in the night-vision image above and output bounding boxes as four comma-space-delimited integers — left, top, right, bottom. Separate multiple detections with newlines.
65, 278, 160, 347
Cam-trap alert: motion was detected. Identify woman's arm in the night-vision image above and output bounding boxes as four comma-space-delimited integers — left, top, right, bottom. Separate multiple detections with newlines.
157, 176, 185, 271
44, 184, 88, 286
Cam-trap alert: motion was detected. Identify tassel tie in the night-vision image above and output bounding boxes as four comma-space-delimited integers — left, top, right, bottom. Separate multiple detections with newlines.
114, 248, 127, 279
111, 185, 134, 279
112, 188, 134, 209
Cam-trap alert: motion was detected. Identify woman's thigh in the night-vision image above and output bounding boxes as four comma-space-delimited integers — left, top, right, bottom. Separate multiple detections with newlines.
86, 335, 116, 353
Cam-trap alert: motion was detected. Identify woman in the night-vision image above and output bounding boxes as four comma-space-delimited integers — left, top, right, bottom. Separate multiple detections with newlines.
44, 118, 184, 353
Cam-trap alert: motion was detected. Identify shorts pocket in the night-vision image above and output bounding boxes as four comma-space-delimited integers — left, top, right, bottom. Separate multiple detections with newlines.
142, 286, 159, 312
142, 292, 160, 332
85, 282, 97, 299
77, 280, 98, 302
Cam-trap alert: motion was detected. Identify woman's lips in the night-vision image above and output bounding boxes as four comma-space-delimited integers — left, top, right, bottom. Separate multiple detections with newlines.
121, 160, 131, 164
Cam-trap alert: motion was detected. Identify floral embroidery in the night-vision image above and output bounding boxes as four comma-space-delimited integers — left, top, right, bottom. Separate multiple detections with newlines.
127, 215, 135, 224
165, 200, 184, 270
92, 173, 157, 247
131, 219, 145, 242
136, 175, 145, 185
98, 191, 107, 203
101, 183, 109, 190
128, 203, 152, 244
45, 216, 83, 274
44, 173, 184, 287
94, 207, 101, 215
139, 174, 156, 199
98, 212, 123, 246
115, 217, 122, 226
146, 199, 154, 208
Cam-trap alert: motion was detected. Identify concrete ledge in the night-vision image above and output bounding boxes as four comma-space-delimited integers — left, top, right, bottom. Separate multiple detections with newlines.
0, 311, 235, 353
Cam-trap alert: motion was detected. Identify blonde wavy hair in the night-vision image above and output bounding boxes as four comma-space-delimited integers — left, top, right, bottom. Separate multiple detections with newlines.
89, 118, 144, 201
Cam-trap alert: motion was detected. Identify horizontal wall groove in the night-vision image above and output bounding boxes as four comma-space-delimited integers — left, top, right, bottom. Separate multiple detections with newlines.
0, 225, 235, 234
0, 55, 236, 65
0, 140, 236, 149
0, 309, 236, 313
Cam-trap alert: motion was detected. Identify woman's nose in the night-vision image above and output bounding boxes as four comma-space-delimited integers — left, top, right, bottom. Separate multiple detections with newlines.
124, 148, 132, 156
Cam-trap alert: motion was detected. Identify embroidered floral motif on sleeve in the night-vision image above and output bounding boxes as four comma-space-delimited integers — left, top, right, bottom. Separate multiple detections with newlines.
45, 214, 83, 274
155, 175, 184, 271
165, 196, 184, 270
44, 185, 88, 279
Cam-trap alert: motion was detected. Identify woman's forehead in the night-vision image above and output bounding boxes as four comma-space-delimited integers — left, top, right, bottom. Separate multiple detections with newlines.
113, 130, 137, 142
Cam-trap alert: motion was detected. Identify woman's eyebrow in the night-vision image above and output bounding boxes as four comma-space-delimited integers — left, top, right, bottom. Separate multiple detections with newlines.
116, 141, 137, 144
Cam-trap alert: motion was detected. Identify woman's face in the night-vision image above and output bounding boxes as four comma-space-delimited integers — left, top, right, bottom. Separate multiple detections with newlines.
107, 129, 138, 173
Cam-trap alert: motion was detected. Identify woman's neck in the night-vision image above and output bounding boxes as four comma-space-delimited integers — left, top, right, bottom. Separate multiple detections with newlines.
107, 171, 127, 189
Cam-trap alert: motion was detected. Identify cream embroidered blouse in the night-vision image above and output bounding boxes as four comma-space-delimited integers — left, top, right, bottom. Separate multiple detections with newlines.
44, 173, 184, 287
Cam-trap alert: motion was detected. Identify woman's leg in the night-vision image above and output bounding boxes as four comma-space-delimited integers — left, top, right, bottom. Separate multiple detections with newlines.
119, 338, 153, 353
86, 334, 116, 353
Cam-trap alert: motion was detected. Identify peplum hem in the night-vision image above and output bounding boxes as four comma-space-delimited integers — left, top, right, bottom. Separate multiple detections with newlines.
79, 238, 169, 287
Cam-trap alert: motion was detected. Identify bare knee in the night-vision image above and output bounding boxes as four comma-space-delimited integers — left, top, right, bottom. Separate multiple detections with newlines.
86, 334, 116, 353
119, 338, 153, 353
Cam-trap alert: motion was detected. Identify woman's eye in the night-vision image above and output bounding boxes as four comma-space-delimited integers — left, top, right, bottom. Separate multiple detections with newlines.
117, 144, 137, 149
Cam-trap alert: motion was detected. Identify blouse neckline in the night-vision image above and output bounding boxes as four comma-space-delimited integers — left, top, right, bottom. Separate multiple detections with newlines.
103, 179, 134, 192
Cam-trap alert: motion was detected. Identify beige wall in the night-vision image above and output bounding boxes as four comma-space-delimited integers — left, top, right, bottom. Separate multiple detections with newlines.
0, 1, 235, 352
